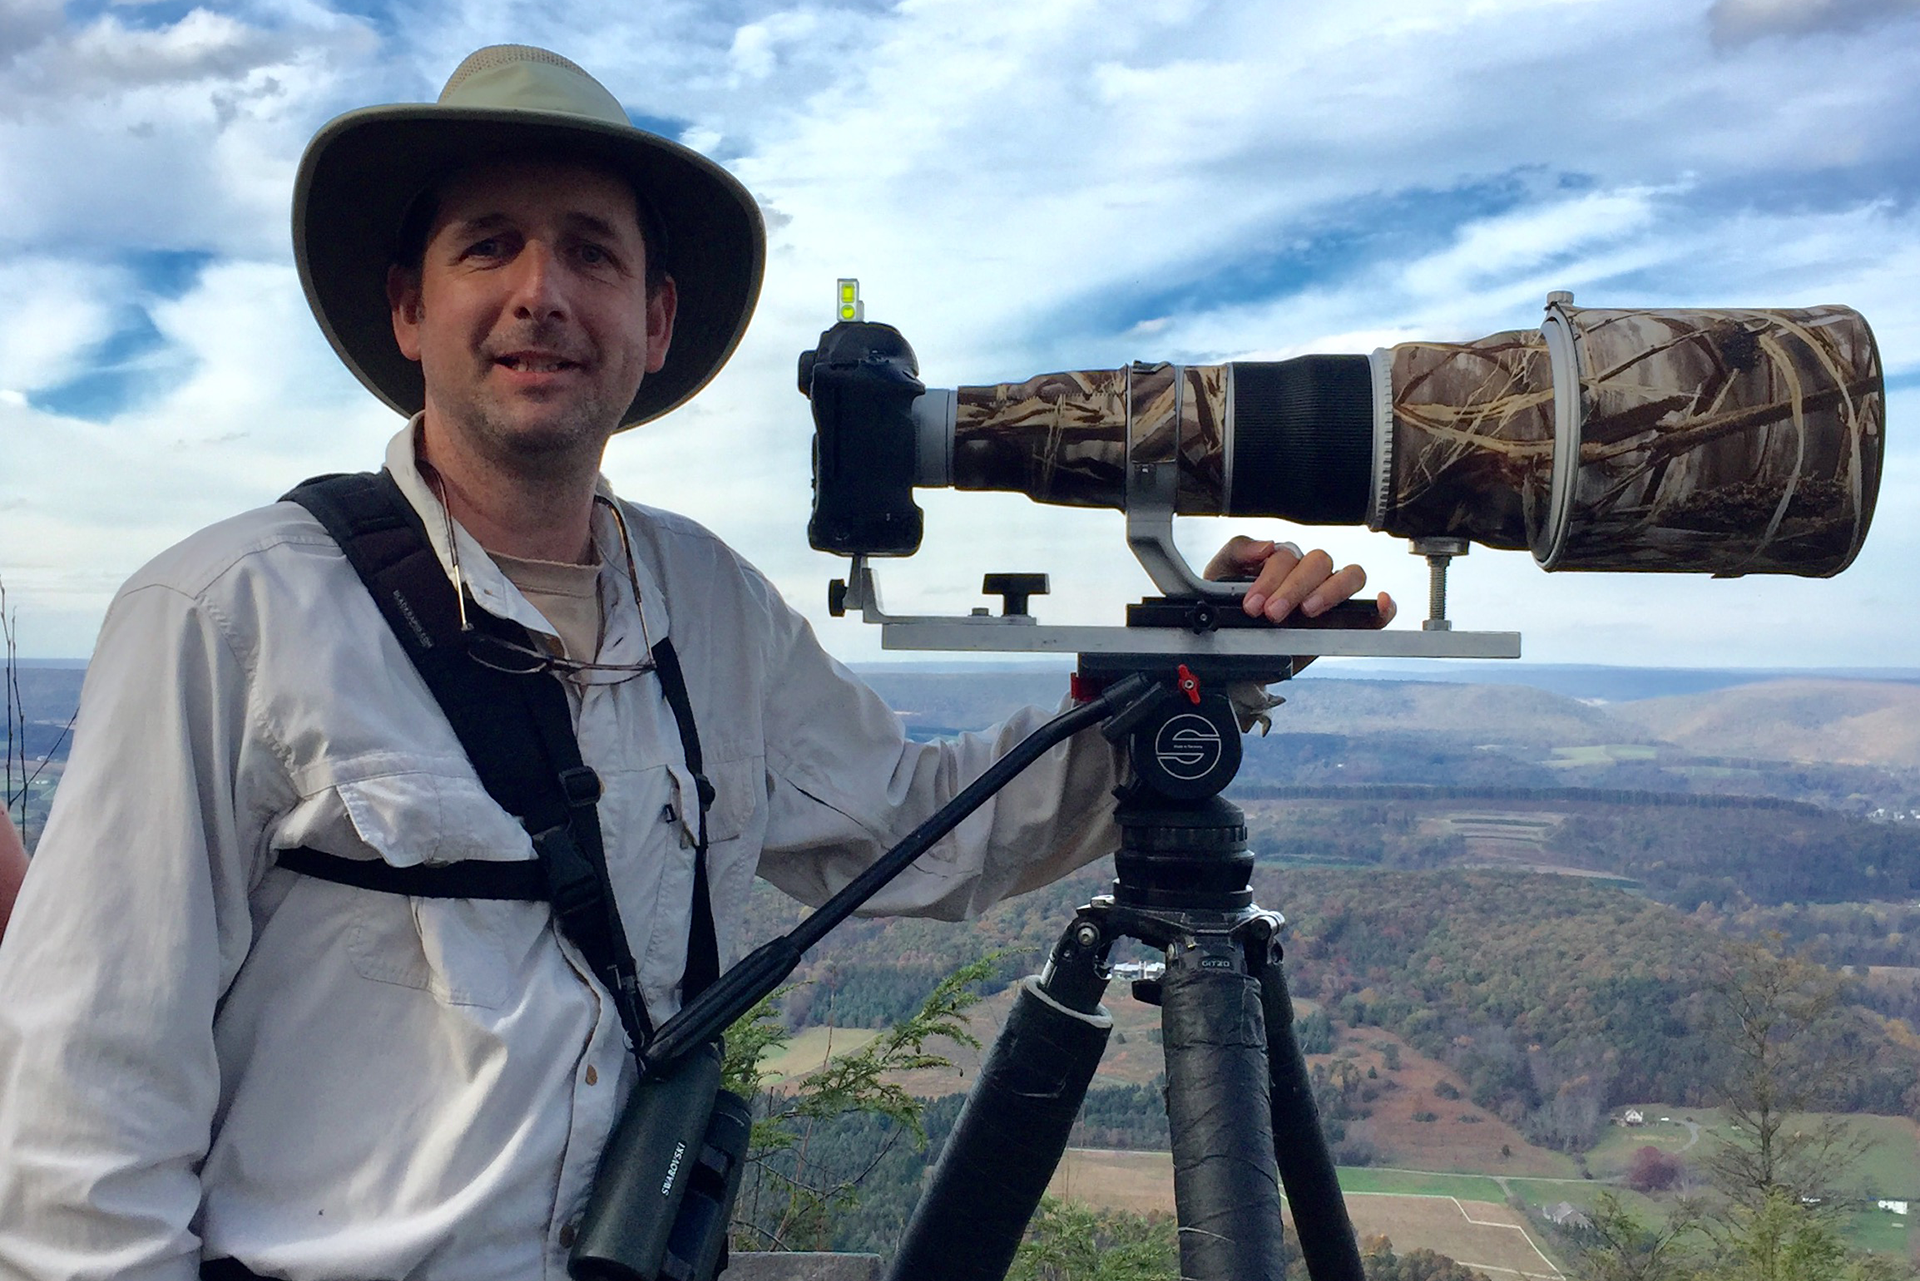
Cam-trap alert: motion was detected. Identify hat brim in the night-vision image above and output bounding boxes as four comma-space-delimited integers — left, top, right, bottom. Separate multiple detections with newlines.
294, 105, 766, 430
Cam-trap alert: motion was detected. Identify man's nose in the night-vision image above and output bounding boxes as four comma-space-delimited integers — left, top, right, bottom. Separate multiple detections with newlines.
507, 242, 568, 320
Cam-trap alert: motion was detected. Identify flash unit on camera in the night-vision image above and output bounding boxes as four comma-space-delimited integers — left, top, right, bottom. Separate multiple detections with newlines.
837, 278, 863, 323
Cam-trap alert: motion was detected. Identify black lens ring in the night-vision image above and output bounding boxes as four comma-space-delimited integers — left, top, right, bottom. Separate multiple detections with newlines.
1228, 355, 1373, 524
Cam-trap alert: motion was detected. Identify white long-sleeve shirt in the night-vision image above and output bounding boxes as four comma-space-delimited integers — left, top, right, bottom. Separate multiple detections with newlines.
0, 428, 1121, 1281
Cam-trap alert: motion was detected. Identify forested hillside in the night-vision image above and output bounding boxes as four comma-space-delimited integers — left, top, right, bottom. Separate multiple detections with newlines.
1238, 791, 1920, 910
1275, 870, 1920, 1144
742, 862, 1920, 1155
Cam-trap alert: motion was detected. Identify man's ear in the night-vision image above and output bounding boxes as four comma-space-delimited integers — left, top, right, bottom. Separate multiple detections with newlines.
388, 264, 424, 362
645, 274, 678, 375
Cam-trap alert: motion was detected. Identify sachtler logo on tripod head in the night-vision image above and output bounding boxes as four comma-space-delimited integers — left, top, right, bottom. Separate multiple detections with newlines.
1155, 714, 1223, 780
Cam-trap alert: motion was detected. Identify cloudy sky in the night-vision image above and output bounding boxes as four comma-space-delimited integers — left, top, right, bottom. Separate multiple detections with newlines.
0, 0, 1915, 668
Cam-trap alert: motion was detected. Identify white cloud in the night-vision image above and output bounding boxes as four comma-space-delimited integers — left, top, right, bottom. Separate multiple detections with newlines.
2, 0, 1918, 668
728, 10, 823, 82
0, 258, 129, 394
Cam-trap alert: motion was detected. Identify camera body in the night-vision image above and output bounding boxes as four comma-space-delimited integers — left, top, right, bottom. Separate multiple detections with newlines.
800, 320, 926, 558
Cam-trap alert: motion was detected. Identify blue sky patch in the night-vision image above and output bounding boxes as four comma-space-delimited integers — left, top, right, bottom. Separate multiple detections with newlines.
61, 0, 208, 31
127, 250, 214, 300
627, 112, 697, 144
29, 309, 190, 422
1045, 171, 1570, 346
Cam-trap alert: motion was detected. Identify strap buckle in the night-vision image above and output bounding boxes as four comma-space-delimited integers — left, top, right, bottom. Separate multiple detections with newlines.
532, 824, 601, 918
559, 765, 603, 808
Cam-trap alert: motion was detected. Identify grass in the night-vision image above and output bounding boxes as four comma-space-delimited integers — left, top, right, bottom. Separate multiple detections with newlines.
1845, 1207, 1912, 1255
1585, 1108, 1716, 1174
754, 1025, 881, 1084
1332, 1167, 1508, 1202
1547, 744, 1660, 767
1587, 1107, 1920, 1200
1836, 1114, 1920, 1197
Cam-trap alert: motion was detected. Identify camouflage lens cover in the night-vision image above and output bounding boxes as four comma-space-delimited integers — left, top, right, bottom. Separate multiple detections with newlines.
1545, 305, 1882, 576
1379, 304, 1883, 576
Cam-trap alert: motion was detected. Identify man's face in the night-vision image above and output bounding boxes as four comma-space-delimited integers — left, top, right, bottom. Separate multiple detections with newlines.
388, 157, 676, 467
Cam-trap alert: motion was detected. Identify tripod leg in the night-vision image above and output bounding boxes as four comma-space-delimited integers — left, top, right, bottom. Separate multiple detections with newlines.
1161, 933, 1287, 1281
1256, 945, 1364, 1281
885, 920, 1113, 1281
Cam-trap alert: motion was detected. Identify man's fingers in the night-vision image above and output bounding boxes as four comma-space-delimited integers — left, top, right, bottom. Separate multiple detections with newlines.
1240, 544, 1306, 617
1206, 535, 1400, 627
1204, 537, 1266, 580
1246, 548, 1334, 622
1205, 536, 1284, 582
1299, 563, 1368, 618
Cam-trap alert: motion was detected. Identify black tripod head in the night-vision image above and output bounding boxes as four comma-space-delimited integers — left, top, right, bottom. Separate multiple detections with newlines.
1082, 651, 1292, 916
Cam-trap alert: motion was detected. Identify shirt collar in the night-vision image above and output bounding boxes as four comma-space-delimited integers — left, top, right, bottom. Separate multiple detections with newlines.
381, 421, 667, 653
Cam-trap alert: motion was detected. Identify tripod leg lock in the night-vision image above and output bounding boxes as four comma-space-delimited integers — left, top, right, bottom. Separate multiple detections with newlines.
1038, 910, 1113, 1015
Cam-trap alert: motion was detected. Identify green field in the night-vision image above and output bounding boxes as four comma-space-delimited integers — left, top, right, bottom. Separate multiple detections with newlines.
754, 1026, 880, 1084
1588, 1106, 1920, 1199
1330, 1167, 1508, 1202
1548, 744, 1660, 767
1839, 1114, 1920, 1197
1846, 1207, 1912, 1256
1585, 1108, 1718, 1175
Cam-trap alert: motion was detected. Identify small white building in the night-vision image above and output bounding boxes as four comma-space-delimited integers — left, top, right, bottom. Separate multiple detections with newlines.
1622, 1109, 1644, 1126
1879, 1200, 1909, 1216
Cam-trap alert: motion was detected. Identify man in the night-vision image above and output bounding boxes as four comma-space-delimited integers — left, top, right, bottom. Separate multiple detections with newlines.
0, 46, 1389, 1279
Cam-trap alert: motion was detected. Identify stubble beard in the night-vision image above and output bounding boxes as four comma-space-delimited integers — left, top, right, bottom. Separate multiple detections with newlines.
440, 337, 632, 485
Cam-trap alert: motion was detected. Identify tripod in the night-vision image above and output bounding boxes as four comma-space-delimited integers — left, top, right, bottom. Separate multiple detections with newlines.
883, 656, 1365, 1281
636, 656, 1367, 1281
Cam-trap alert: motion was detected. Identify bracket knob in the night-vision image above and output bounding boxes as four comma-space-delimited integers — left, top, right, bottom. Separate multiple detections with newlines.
981, 573, 1050, 617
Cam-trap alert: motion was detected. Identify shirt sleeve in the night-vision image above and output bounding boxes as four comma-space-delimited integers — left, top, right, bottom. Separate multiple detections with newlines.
754, 597, 1123, 921
0, 581, 269, 1281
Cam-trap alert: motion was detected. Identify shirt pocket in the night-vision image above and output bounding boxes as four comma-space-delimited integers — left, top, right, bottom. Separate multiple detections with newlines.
322, 771, 533, 1010
667, 755, 762, 847
683, 755, 765, 967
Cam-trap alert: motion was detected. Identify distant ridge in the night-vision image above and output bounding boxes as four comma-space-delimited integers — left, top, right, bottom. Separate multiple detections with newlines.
852, 660, 1920, 705
1239, 782, 1825, 814
1295, 661, 1920, 703
1612, 678, 1920, 770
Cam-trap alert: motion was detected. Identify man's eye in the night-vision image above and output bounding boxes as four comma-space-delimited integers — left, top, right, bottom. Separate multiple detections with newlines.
464, 237, 506, 259
577, 244, 611, 266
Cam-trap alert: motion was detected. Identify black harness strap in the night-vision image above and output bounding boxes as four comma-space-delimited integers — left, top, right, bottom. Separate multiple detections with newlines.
274, 847, 545, 899
278, 470, 718, 1047
652, 639, 720, 997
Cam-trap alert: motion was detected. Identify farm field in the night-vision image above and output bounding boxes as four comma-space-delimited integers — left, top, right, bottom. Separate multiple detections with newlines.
1342, 1194, 1562, 1280
755, 1026, 881, 1084
1588, 1105, 1920, 1199
1047, 1150, 1565, 1279
1847, 1206, 1913, 1256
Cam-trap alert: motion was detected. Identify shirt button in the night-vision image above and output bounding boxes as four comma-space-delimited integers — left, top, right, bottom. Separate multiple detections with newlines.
585, 1065, 599, 1086
558, 1223, 577, 1248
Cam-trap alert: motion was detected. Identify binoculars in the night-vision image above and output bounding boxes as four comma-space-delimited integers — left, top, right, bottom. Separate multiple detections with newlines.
570, 1043, 752, 1281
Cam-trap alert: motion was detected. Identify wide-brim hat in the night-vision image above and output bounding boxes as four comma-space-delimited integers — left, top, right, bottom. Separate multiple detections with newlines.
293, 45, 765, 429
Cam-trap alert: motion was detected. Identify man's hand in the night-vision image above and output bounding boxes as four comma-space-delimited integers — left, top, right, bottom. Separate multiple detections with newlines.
1203, 536, 1397, 627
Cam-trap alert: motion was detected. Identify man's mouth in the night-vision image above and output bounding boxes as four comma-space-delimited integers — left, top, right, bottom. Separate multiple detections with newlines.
495, 353, 581, 373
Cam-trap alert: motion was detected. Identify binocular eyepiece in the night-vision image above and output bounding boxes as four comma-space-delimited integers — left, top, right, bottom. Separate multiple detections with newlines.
803, 295, 1884, 580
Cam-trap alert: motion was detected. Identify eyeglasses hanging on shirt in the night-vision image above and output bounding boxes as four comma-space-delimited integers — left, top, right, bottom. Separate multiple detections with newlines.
426, 466, 659, 686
